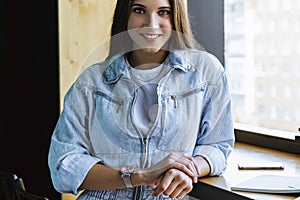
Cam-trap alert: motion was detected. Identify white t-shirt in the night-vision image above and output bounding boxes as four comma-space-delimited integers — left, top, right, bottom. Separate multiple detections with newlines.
126, 60, 169, 137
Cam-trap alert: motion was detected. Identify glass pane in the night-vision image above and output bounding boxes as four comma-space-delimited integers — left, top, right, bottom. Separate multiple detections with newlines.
224, 0, 300, 133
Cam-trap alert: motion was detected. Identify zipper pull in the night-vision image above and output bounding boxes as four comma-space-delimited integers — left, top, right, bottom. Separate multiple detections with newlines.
143, 137, 147, 146
171, 95, 178, 108
143, 138, 148, 155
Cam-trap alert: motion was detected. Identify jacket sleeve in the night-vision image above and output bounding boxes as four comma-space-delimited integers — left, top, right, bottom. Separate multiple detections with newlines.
193, 70, 235, 176
48, 83, 101, 194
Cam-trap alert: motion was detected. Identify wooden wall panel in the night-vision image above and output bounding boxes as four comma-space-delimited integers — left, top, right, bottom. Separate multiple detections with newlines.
59, 0, 116, 109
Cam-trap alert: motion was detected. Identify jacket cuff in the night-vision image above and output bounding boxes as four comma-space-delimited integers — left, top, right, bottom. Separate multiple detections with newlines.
193, 145, 227, 176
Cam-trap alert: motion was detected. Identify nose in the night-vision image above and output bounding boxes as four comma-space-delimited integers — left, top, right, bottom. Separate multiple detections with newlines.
145, 13, 159, 28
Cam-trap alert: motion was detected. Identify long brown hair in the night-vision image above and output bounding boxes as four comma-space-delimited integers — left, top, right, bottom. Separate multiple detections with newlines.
107, 0, 199, 59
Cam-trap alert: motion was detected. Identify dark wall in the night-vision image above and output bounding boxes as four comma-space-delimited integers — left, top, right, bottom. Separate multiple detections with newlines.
0, 1, 60, 199
188, 0, 224, 65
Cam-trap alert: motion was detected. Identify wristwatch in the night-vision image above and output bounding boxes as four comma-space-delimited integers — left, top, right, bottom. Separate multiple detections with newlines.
120, 166, 135, 188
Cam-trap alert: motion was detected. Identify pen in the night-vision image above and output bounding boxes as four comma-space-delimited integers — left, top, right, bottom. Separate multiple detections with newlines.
238, 166, 284, 170
238, 163, 285, 170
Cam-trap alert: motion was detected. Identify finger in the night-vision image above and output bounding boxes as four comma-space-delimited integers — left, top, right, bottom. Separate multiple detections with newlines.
189, 156, 202, 176
169, 161, 195, 178
152, 175, 163, 191
169, 171, 193, 198
163, 170, 193, 198
152, 170, 174, 197
176, 187, 192, 199
153, 169, 193, 198
173, 156, 199, 181
168, 183, 186, 198
182, 156, 201, 183
147, 153, 198, 183
182, 156, 201, 176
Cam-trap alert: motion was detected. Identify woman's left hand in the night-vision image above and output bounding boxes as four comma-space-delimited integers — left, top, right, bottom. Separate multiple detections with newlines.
151, 168, 193, 199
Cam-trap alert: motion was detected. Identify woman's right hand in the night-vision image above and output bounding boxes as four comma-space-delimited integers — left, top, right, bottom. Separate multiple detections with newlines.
132, 153, 200, 187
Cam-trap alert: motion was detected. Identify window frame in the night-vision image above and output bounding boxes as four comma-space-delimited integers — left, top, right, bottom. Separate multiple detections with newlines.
235, 125, 300, 155
188, 0, 300, 155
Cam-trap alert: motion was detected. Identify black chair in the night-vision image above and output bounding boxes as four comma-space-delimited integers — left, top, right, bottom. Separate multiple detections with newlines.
0, 171, 49, 200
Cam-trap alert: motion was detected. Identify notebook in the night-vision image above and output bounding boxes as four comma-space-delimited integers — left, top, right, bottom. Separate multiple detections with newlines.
231, 175, 300, 194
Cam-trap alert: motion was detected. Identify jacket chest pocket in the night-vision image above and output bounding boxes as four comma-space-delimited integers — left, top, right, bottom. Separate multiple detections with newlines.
158, 88, 205, 153
94, 91, 128, 126
93, 91, 132, 154
169, 88, 204, 109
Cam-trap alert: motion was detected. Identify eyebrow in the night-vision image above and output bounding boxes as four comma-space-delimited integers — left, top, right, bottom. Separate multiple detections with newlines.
131, 3, 171, 10
131, 3, 145, 7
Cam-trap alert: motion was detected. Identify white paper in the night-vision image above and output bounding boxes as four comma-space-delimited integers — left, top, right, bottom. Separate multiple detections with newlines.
231, 175, 300, 194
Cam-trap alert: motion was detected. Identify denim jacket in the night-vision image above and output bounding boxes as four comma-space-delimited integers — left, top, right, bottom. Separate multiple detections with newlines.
48, 49, 234, 200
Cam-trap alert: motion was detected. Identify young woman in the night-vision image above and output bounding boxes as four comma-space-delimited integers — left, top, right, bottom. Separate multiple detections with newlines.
48, 0, 235, 199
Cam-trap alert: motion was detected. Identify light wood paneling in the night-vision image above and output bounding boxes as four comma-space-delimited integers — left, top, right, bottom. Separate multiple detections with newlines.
58, 0, 117, 110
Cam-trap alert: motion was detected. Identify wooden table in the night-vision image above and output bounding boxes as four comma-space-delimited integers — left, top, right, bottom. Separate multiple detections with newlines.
189, 142, 300, 200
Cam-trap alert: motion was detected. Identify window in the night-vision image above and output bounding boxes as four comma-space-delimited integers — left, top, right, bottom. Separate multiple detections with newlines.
224, 0, 300, 136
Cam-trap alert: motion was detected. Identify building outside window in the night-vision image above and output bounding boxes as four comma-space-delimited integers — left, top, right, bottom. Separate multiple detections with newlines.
224, 0, 300, 134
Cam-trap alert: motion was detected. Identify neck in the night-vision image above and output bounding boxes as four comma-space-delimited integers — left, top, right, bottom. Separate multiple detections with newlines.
127, 49, 169, 70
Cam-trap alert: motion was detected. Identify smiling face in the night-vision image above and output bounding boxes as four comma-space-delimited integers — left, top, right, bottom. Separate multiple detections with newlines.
127, 0, 173, 54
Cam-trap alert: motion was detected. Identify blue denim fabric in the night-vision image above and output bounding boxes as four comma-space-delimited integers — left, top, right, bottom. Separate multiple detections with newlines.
77, 186, 176, 200
48, 49, 235, 199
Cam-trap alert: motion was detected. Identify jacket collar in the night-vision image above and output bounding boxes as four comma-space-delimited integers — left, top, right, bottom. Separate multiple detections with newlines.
103, 50, 194, 84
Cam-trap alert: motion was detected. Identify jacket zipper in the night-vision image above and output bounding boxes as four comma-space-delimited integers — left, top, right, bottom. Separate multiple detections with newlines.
170, 88, 203, 108
129, 68, 175, 199
135, 138, 148, 200
136, 67, 173, 200
128, 84, 147, 200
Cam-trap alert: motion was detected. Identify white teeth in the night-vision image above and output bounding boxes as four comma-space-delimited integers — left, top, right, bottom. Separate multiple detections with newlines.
142, 34, 160, 39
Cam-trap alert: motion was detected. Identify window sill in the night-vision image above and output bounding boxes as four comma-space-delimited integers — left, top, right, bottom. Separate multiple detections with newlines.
234, 123, 300, 155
